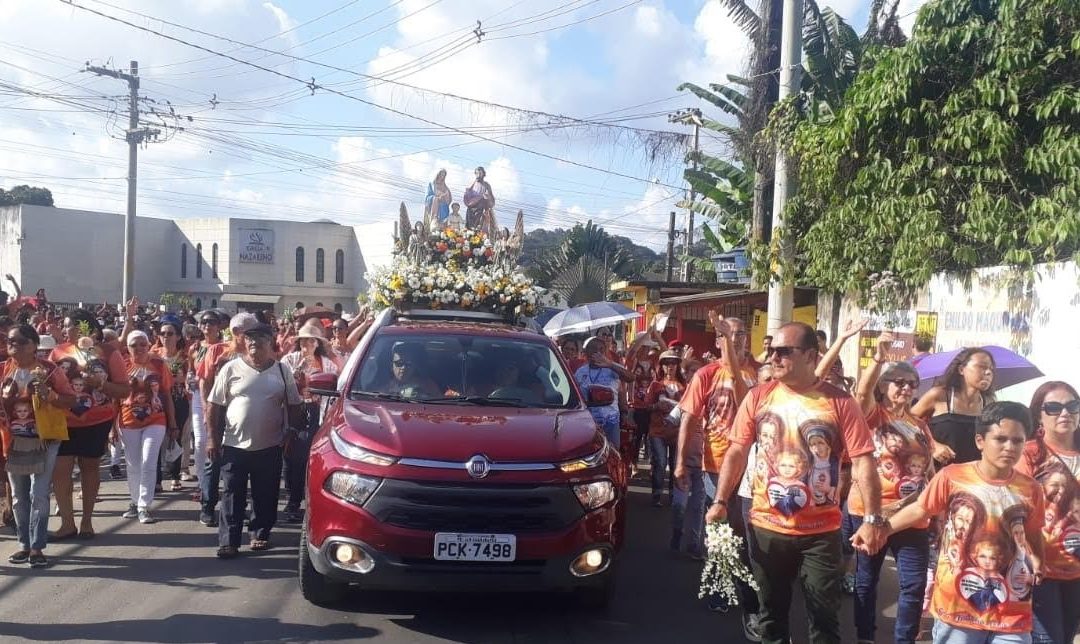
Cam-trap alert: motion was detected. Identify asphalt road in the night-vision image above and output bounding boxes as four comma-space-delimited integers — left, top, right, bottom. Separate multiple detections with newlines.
0, 471, 942, 644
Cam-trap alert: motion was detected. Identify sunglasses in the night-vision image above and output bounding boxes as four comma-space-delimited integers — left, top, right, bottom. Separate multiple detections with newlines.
887, 379, 918, 390
1043, 401, 1080, 416
198, 320, 217, 326
766, 345, 809, 359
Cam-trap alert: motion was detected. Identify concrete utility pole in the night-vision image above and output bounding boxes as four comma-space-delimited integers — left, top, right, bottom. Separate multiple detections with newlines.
669, 108, 702, 282
84, 60, 158, 304
665, 211, 676, 282
765, 0, 802, 334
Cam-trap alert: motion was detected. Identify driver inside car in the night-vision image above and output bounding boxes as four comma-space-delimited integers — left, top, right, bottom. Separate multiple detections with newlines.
382, 343, 441, 399
487, 360, 537, 403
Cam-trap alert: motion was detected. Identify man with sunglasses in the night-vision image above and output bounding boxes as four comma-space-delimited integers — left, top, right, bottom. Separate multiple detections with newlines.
705, 322, 885, 644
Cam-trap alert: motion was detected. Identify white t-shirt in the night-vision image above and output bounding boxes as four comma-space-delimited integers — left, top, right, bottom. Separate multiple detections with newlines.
208, 358, 302, 451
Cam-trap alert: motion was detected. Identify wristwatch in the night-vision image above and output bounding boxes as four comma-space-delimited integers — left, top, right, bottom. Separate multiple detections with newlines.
863, 514, 888, 527
710, 499, 727, 508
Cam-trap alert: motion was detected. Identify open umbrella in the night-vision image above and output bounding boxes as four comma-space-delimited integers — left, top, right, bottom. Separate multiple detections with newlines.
542, 301, 640, 337
913, 345, 1043, 396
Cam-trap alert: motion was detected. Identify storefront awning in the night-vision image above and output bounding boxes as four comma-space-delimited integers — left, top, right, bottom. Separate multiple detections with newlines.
220, 294, 281, 304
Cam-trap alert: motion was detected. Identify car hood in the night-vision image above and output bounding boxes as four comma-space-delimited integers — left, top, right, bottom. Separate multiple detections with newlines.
339, 400, 602, 463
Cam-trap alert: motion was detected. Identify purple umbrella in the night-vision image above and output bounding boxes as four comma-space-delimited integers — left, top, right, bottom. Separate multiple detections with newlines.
913, 345, 1043, 396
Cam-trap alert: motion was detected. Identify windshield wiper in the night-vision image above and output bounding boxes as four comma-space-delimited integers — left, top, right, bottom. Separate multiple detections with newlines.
423, 396, 529, 408
349, 390, 410, 402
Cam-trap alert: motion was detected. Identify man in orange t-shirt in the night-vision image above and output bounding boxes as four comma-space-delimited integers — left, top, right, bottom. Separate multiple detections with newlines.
886, 401, 1045, 644
705, 322, 885, 644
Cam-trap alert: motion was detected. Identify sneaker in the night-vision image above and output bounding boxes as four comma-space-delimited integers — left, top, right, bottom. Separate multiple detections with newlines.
109, 465, 122, 480
138, 510, 155, 524
742, 612, 763, 642
121, 504, 138, 519
199, 512, 218, 528
28, 553, 48, 569
8, 550, 29, 564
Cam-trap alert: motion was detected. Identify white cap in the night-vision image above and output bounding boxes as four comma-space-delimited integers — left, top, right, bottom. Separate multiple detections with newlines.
37, 335, 57, 351
126, 330, 150, 346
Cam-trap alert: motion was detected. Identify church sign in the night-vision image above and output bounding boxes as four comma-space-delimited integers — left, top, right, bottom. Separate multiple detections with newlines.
238, 228, 274, 264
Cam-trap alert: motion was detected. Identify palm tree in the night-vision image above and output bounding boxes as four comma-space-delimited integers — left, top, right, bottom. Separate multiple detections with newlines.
528, 221, 639, 306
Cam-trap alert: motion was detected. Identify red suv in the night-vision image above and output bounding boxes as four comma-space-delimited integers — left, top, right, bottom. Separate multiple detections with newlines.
299, 308, 626, 607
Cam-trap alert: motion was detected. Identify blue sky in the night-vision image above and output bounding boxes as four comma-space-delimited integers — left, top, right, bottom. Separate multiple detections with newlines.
0, 0, 925, 269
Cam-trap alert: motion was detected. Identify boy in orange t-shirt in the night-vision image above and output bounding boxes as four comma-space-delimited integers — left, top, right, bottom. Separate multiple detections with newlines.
883, 401, 1045, 643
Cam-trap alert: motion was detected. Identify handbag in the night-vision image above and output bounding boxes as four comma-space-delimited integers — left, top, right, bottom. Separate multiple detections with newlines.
32, 393, 69, 441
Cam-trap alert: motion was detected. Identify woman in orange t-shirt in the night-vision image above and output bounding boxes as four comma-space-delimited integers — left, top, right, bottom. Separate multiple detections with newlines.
1019, 381, 1080, 644
117, 330, 175, 524
151, 318, 190, 492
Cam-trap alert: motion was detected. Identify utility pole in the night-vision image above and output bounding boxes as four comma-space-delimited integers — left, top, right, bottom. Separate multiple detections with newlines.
765, 0, 802, 334
665, 211, 676, 282
668, 108, 702, 282
84, 60, 158, 304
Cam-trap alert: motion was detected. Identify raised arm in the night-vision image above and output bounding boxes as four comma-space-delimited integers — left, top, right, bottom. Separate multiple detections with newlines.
815, 318, 868, 379
855, 331, 893, 415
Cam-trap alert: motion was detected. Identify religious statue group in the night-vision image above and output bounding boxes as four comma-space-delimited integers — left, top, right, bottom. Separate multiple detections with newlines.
423, 166, 496, 236
395, 165, 525, 273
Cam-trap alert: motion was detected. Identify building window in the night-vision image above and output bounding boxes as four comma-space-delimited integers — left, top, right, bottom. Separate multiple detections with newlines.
334, 303, 342, 314
211, 299, 217, 308
211, 243, 219, 278
196, 243, 203, 279
316, 248, 325, 283
195, 297, 202, 311
180, 244, 188, 278
295, 247, 305, 282
335, 250, 345, 284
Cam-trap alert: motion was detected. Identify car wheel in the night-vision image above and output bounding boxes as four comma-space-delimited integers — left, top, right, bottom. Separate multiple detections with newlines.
298, 520, 347, 606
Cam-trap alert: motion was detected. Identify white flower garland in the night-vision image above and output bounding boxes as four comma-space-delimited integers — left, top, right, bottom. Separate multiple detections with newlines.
698, 521, 759, 603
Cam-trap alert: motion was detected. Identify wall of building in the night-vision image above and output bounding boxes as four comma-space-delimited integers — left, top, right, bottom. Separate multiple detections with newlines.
834, 261, 1080, 402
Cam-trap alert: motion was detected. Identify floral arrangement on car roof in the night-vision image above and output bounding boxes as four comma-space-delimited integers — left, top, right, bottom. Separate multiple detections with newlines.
365, 203, 539, 316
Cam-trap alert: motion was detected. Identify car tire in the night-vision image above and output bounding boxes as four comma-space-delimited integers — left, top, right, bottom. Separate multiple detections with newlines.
299, 520, 347, 606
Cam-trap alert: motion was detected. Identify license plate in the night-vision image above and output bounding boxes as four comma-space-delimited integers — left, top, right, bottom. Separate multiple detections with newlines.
433, 533, 516, 562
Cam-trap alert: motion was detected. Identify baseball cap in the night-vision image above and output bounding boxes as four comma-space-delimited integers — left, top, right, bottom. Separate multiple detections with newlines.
242, 323, 274, 338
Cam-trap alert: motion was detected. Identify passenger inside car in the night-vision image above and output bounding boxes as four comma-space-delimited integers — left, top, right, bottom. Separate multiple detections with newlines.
381, 343, 442, 399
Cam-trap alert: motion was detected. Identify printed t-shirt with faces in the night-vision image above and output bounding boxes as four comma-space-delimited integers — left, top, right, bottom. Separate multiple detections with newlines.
50, 343, 127, 427
1017, 442, 1080, 581
119, 356, 172, 429
0, 359, 75, 438
847, 404, 935, 525
730, 379, 874, 535
677, 361, 757, 474
645, 379, 685, 438
151, 346, 191, 401
919, 462, 1045, 634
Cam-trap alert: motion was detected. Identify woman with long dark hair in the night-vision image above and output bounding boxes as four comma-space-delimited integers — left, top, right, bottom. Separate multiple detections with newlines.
646, 350, 685, 506
1018, 381, 1080, 644
152, 317, 189, 492
912, 347, 997, 465
280, 319, 338, 523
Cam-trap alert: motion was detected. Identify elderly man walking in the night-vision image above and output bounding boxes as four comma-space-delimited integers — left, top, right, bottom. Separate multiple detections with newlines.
207, 323, 302, 559
706, 322, 887, 644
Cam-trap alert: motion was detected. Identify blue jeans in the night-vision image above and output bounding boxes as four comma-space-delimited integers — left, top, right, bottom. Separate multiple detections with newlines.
596, 415, 619, 449
201, 451, 222, 515
931, 621, 1031, 644
8, 440, 61, 551
648, 436, 674, 500
680, 465, 706, 555
1032, 577, 1080, 644
848, 514, 928, 643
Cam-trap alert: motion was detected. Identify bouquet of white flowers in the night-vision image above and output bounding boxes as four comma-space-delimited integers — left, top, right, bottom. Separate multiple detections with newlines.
698, 521, 759, 603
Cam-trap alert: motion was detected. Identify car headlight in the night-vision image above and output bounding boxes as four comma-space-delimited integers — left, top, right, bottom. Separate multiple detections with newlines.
325, 471, 381, 507
330, 426, 398, 466
573, 480, 615, 510
559, 440, 609, 473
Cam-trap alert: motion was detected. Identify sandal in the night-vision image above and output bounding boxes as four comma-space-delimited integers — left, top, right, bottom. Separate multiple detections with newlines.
190, 492, 202, 502
28, 553, 48, 569
250, 539, 271, 551
8, 550, 29, 564
216, 545, 239, 559
77, 529, 95, 540
50, 529, 79, 541
169, 481, 183, 492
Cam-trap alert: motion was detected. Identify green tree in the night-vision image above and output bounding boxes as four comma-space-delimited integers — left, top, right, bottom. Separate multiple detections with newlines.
0, 185, 54, 207
527, 221, 644, 306
787, 0, 1080, 303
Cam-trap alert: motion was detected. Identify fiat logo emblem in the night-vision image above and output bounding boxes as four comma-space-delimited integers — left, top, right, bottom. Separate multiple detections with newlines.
466, 455, 490, 479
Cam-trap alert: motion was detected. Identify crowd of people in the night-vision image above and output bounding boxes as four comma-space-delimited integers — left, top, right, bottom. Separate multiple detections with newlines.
562, 318, 1078, 644
0, 286, 375, 565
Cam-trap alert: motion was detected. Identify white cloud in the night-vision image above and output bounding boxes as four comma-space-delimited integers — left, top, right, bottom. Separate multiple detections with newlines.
261, 2, 299, 48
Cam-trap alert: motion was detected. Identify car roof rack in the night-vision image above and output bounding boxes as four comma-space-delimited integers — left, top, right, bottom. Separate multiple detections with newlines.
393, 307, 510, 323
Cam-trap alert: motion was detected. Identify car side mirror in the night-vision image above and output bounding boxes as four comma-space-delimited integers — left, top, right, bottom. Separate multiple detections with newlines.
584, 384, 615, 408
307, 371, 340, 398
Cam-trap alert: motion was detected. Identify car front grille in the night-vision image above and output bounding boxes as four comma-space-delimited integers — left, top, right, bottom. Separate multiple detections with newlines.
365, 479, 584, 534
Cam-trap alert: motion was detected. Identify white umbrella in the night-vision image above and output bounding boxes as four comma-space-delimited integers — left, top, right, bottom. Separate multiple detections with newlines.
542, 301, 641, 337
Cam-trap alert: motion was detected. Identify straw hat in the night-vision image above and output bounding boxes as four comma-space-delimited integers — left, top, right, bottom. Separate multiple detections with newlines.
296, 319, 331, 351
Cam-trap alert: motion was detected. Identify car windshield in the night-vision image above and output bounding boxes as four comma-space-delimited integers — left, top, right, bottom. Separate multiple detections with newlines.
349, 333, 578, 408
